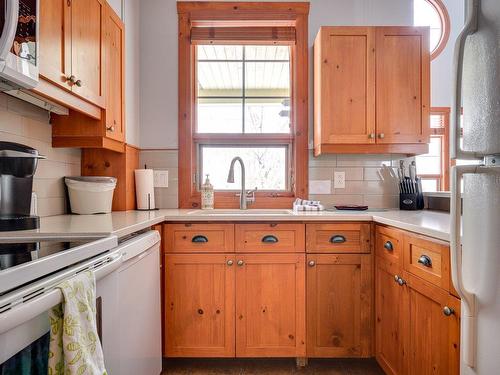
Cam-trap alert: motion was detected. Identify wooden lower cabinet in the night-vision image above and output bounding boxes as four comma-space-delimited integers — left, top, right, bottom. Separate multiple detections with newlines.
235, 254, 306, 357
164, 254, 235, 357
375, 257, 404, 375
403, 272, 461, 375
307, 254, 373, 357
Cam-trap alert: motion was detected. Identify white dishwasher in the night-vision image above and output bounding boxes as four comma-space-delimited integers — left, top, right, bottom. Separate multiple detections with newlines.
114, 230, 162, 375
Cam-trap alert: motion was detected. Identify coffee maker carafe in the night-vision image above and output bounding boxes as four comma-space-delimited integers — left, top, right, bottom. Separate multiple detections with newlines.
0, 142, 44, 231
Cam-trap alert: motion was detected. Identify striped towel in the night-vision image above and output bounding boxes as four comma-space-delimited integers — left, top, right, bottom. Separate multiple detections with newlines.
293, 198, 325, 212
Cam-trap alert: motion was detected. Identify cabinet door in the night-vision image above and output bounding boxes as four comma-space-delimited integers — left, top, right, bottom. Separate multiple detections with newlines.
316, 27, 375, 144
164, 254, 235, 357
103, 4, 125, 142
375, 257, 404, 375
235, 254, 305, 357
39, 0, 71, 89
70, 0, 105, 106
402, 272, 460, 375
307, 254, 373, 357
376, 27, 430, 144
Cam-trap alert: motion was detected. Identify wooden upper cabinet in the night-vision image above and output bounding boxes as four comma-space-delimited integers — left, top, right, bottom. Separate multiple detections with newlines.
402, 272, 460, 375
313, 26, 430, 155
376, 27, 430, 145
307, 254, 373, 358
314, 27, 375, 147
235, 254, 305, 357
103, 2, 125, 142
164, 254, 235, 357
39, 0, 70, 89
70, 0, 105, 106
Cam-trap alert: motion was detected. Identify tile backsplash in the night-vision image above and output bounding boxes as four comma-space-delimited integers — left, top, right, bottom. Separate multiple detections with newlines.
140, 149, 414, 209
0, 93, 80, 217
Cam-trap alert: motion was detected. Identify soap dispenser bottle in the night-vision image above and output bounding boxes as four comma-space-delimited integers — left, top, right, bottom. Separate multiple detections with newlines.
201, 174, 214, 210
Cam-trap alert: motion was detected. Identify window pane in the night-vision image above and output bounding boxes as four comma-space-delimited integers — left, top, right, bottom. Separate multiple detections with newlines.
198, 62, 243, 97
201, 146, 287, 190
413, 0, 444, 52
197, 98, 242, 133
245, 98, 290, 133
245, 45, 290, 60
416, 137, 442, 174
430, 113, 444, 128
421, 179, 439, 192
197, 45, 243, 60
245, 62, 290, 97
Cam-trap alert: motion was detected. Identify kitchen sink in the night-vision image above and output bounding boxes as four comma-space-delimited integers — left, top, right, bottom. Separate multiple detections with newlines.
186, 209, 293, 216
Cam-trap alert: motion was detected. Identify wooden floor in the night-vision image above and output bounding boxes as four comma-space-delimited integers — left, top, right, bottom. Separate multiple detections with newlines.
162, 358, 385, 374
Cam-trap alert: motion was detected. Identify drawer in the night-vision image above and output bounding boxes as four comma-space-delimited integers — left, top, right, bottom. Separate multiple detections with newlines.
375, 225, 403, 264
403, 233, 450, 290
235, 223, 305, 253
306, 223, 370, 253
164, 223, 234, 253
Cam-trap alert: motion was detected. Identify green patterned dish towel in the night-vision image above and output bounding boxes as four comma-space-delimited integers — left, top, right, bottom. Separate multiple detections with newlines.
48, 271, 107, 375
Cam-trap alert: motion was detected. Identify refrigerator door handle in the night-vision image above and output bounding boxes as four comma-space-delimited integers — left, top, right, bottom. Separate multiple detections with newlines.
451, 164, 480, 368
451, 0, 483, 161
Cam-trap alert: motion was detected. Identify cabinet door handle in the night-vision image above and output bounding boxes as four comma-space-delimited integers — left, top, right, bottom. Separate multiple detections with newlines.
66, 75, 77, 85
75, 79, 83, 87
394, 274, 400, 283
418, 254, 432, 268
443, 306, 455, 316
397, 277, 406, 286
227, 260, 234, 266
330, 235, 346, 244
191, 235, 208, 243
384, 241, 394, 251
262, 235, 278, 243
237, 260, 244, 267
368, 133, 375, 139
308, 260, 316, 267
106, 125, 115, 132
378, 133, 385, 139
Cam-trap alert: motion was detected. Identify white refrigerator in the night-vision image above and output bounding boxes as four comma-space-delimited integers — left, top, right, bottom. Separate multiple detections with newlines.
450, 0, 500, 374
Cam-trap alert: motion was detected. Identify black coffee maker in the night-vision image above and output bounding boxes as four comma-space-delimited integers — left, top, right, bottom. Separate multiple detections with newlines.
0, 142, 44, 231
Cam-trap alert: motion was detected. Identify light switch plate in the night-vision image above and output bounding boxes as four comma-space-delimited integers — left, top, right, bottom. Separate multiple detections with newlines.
154, 170, 169, 188
309, 180, 332, 195
334, 171, 346, 189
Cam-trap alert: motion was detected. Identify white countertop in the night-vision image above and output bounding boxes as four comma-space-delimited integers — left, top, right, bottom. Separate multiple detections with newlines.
0, 209, 451, 242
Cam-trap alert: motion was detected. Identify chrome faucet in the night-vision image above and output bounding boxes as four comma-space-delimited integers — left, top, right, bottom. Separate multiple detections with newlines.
227, 156, 257, 209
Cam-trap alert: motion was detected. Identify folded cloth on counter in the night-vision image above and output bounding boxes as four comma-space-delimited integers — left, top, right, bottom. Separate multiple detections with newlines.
48, 271, 107, 375
293, 198, 325, 212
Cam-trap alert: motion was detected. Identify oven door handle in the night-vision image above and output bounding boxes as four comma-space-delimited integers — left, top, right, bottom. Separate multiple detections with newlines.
0, 253, 123, 335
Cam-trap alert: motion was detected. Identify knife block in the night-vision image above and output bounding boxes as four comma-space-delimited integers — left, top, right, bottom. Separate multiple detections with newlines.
400, 192, 424, 210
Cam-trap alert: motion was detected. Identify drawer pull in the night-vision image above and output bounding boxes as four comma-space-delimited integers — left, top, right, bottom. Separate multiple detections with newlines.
308, 260, 316, 267
418, 255, 432, 268
262, 235, 279, 243
443, 306, 455, 316
192, 235, 208, 243
330, 235, 346, 244
384, 241, 394, 251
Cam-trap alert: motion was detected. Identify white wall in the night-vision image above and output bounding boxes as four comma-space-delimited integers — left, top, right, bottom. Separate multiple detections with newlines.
139, 0, 464, 149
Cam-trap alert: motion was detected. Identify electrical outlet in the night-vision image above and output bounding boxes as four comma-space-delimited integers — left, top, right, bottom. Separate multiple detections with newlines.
334, 171, 346, 189
154, 170, 169, 188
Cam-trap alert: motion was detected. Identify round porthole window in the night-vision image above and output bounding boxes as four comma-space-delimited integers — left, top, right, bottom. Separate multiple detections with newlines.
413, 0, 450, 59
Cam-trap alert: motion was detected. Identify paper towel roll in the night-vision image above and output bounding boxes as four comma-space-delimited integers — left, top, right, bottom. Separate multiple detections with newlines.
135, 169, 156, 210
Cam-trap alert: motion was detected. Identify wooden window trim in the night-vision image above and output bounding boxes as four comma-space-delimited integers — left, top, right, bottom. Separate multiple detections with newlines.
178, 2, 309, 209
418, 107, 450, 191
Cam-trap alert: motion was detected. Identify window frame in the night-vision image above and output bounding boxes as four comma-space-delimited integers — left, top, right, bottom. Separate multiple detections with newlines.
416, 107, 450, 191
414, 0, 451, 60
177, 2, 309, 209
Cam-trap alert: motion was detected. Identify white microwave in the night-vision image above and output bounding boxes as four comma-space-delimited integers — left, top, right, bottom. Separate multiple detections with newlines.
0, 0, 38, 90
